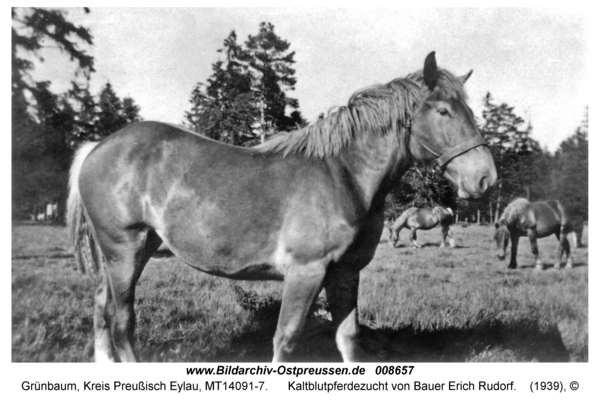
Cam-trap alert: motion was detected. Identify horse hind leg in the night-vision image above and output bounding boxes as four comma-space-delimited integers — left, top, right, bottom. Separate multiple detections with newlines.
95, 227, 163, 362
93, 273, 115, 362
447, 227, 456, 248
556, 229, 574, 269
439, 226, 446, 248
410, 228, 421, 248
440, 225, 455, 248
272, 260, 327, 362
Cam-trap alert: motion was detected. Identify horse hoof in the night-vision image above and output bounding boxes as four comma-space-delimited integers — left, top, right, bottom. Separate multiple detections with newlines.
508, 265, 517, 270
536, 264, 545, 270
552, 263, 561, 270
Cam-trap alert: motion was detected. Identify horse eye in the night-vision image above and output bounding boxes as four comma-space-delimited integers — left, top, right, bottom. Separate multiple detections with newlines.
438, 108, 451, 117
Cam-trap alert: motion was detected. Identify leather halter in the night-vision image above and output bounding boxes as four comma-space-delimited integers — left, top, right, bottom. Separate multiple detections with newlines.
412, 133, 488, 172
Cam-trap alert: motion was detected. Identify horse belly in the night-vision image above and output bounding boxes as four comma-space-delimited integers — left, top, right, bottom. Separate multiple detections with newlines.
411, 215, 437, 230
157, 201, 283, 280
534, 223, 558, 238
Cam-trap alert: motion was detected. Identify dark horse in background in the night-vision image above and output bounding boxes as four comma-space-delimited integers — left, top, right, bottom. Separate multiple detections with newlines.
67, 52, 496, 363
388, 206, 455, 248
494, 198, 577, 270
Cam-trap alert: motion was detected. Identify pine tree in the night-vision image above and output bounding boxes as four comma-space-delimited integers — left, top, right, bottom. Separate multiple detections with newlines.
67, 82, 97, 143
185, 33, 257, 145
185, 22, 305, 146
96, 83, 125, 137
122, 97, 142, 125
245, 22, 304, 140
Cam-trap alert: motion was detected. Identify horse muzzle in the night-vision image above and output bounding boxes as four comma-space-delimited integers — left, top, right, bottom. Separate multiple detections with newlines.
446, 146, 497, 199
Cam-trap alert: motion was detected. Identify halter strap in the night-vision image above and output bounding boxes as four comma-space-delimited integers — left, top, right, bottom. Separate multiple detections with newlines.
413, 134, 488, 171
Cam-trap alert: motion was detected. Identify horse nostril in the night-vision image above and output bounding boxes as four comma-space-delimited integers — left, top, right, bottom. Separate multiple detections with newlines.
484, 167, 498, 190
479, 176, 489, 192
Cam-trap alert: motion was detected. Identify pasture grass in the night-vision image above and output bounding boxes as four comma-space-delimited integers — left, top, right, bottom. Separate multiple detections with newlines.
11, 222, 587, 362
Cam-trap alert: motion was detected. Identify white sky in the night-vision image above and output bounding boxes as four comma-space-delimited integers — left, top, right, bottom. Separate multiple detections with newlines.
25, 7, 588, 152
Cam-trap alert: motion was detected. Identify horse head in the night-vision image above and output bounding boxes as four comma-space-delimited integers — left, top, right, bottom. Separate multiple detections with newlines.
493, 221, 510, 260
409, 52, 497, 199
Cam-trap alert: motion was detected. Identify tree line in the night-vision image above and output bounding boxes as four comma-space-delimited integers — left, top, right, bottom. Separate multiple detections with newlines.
12, 7, 588, 225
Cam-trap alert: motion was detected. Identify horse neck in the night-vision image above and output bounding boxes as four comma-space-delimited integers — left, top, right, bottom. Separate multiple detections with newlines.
334, 130, 411, 211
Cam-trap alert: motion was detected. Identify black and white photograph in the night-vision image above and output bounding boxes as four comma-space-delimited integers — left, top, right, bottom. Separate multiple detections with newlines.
8, 5, 594, 398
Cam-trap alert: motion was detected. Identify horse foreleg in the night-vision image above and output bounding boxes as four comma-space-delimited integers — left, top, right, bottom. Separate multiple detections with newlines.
410, 228, 421, 248
93, 273, 115, 362
273, 261, 327, 362
324, 268, 361, 362
527, 228, 542, 270
508, 232, 520, 269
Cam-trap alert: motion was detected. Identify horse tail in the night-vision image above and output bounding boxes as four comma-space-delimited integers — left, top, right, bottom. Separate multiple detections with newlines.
67, 142, 102, 275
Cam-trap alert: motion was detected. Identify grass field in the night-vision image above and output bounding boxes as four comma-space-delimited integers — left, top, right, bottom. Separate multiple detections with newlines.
11, 221, 588, 362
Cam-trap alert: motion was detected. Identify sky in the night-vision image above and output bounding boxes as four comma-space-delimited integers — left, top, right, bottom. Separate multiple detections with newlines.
25, 7, 588, 152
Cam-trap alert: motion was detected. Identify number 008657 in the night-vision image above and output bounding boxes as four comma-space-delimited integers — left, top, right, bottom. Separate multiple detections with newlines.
375, 366, 414, 375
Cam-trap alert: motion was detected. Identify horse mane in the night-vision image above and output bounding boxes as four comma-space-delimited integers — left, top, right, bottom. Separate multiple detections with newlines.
255, 69, 467, 158
499, 198, 530, 225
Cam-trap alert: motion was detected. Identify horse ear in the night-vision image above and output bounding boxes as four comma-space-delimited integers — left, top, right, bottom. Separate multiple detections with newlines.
459, 70, 473, 84
423, 51, 438, 90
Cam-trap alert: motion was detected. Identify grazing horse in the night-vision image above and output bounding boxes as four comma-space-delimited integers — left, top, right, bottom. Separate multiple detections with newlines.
494, 198, 574, 270
67, 52, 496, 363
388, 206, 455, 248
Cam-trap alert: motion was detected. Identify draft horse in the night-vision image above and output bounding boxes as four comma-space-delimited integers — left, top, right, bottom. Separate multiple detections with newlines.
494, 198, 575, 270
67, 52, 496, 362
388, 206, 455, 248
